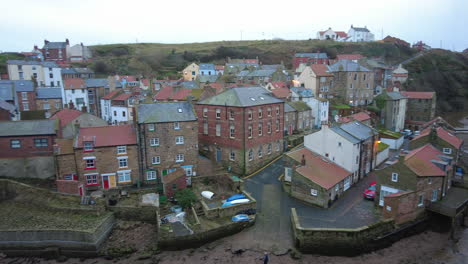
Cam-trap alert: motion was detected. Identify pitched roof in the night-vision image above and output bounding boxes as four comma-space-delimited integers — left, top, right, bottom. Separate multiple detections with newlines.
162, 168, 186, 184
76, 124, 137, 148
328, 60, 371, 72
0, 83, 14, 101
198, 86, 283, 107
43, 41, 67, 49
285, 103, 295, 113
36, 88, 62, 99
49, 108, 83, 126
351, 26, 370, 32
101, 90, 121, 100
400, 91, 434, 99
113, 93, 133, 101
271, 88, 291, 99
0, 99, 16, 114
215, 65, 225, 70
290, 87, 313, 98
64, 78, 86, 90
310, 64, 333, 76
294, 53, 328, 59
270, 81, 287, 89
141, 79, 150, 86
85, 78, 110, 88
339, 121, 377, 141
413, 127, 463, 149
119, 75, 137, 82
137, 102, 197, 123
287, 101, 311, 112
287, 148, 352, 190
335, 31, 348, 38
199, 64, 215, 71
170, 89, 192, 100
154, 86, 174, 100
0, 80, 34, 92
198, 75, 219, 83
337, 54, 363, 61
0, 120, 57, 137
404, 144, 447, 177
330, 126, 361, 144
339, 112, 371, 123
205, 82, 224, 93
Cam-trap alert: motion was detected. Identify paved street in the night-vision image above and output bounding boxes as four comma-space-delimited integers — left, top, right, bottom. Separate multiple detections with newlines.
229, 154, 381, 252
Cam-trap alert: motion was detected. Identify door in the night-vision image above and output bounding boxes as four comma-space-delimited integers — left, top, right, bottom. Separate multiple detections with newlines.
289, 125, 293, 135
79, 185, 84, 196
216, 148, 222, 162
102, 175, 110, 189
109, 175, 117, 188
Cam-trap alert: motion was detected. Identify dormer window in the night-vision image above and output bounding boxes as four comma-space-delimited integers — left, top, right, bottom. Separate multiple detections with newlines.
84, 142, 94, 152
178, 108, 183, 113
391, 173, 398, 182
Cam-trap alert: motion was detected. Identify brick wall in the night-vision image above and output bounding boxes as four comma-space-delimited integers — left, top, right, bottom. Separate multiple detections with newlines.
17, 91, 36, 111
56, 180, 79, 195
43, 48, 67, 62
0, 135, 56, 158
36, 98, 62, 115
405, 97, 436, 125
284, 112, 296, 135
56, 153, 77, 180
332, 71, 374, 105
139, 120, 198, 184
164, 174, 187, 198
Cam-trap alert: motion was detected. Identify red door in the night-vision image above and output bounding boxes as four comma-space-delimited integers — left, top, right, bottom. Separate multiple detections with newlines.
79, 186, 83, 196
102, 176, 109, 189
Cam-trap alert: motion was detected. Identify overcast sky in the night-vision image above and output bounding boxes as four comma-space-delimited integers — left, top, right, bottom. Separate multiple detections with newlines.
1, 0, 467, 52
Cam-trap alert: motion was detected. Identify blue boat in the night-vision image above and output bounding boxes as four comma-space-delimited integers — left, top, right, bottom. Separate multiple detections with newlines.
232, 214, 250, 222
226, 194, 246, 202
221, 201, 234, 208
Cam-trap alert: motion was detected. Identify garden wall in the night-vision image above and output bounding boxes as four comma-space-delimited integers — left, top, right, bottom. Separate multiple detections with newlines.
201, 191, 256, 220
107, 205, 159, 224
0, 157, 55, 179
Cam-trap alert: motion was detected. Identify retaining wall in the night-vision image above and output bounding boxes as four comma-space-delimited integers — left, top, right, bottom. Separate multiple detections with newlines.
107, 205, 159, 224
0, 157, 55, 179
201, 191, 256, 219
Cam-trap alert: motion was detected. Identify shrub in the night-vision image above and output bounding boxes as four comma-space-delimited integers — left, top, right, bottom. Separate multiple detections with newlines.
174, 189, 198, 209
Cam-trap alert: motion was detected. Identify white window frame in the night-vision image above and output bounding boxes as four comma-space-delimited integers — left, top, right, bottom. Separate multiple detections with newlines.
229, 125, 235, 139
23, 102, 29, 111
117, 170, 131, 183
147, 170, 157, 180
391, 173, 398, 182
258, 108, 263, 118
276, 106, 280, 115
418, 194, 424, 207
230, 151, 235, 161
176, 154, 184, 162
85, 173, 98, 185
248, 125, 253, 138
150, 138, 159, 146
229, 110, 234, 120
216, 109, 221, 119
248, 149, 253, 161
258, 123, 263, 136
152, 156, 160, 164
117, 157, 128, 168
176, 136, 184, 145
248, 110, 253, 120
85, 158, 95, 168
174, 122, 180, 130
267, 107, 272, 116
258, 147, 263, 158
431, 189, 438, 202
442, 148, 452, 154
203, 108, 208, 117
148, 124, 155, 131
267, 144, 272, 154
117, 146, 127, 154
216, 123, 221, 136
203, 122, 208, 135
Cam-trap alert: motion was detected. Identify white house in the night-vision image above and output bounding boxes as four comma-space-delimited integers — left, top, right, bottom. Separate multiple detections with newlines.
63, 78, 89, 111
317, 28, 348, 41
290, 87, 329, 129
347, 25, 374, 42
7, 60, 63, 88
100, 90, 135, 124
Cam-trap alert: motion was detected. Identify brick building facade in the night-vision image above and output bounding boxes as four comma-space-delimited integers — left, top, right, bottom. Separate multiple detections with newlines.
400, 91, 436, 130
137, 102, 198, 192
197, 87, 284, 175
293, 53, 329, 69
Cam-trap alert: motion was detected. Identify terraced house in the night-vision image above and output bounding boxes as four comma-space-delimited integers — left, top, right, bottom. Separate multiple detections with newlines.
55, 124, 139, 195
196, 86, 284, 175
137, 102, 198, 191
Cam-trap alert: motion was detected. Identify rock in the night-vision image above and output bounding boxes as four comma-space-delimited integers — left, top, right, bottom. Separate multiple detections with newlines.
137, 253, 152, 260
56, 255, 68, 263
0, 253, 6, 259
290, 248, 302, 260
231, 249, 245, 255
201, 248, 208, 253
273, 248, 290, 256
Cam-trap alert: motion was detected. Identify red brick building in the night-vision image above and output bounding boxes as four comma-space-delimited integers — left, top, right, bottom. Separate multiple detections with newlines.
293, 53, 329, 69
196, 87, 285, 175
55, 124, 139, 195
0, 120, 58, 159
162, 168, 187, 198
35, 39, 70, 63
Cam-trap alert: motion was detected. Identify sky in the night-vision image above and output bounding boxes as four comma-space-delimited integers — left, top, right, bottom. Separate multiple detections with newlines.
1, 0, 467, 52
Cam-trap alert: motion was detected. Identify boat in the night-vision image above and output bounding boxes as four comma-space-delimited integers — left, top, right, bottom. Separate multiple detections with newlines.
226, 194, 247, 202
201, 191, 215, 199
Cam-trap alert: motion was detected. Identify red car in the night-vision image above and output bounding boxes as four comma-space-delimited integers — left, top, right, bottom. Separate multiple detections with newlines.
363, 181, 377, 200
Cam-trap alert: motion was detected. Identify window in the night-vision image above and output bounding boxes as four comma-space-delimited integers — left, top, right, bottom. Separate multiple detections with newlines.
172, 183, 178, 190
418, 194, 424, 207
21, 92, 27, 99
55, 102, 61, 109
176, 154, 184, 162
23, 102, 29, 111
311, 189, 318, 196
285, 115, 289, 122
118, 157, 128, 168
43, 103, 50, 110
350, 83, 353, 89
258, 108, 263, 118
34, 138, 48, 147
229, 110, 234, 120
216, 123, 221, 136
363, 74, 366, 81
276, 119, 280, 131
428, 178, 432, 184
276, 107, 279, 115
122, 111, 126, 117
152, 156, 160, 164
230, 151, 235, 161
84, 142, 93, 152
267, 107, 272, 116
276, 141, 281, 151
85, 159, 96, 169
248, 149, 253, 161
113, 111, 117, 117
10, 139, 21, 149
147, 171, 157, 180
19, 72, 24, 80
49, 73, 53, 78
176, 136, 184, 144
203, 122, 208, 135
174, 122, 180, 130
258, 146, 263, 157
117, 146, 127, 154
148, 124, 155, 131
258, 123, 263, 136
216, 109, 221, 119
192, 71, 196, 76
431, 189, 438, 202
64, 174, 76, 181
50, 81, 54, 87
248, 110, 253, 120
248, 125, 253, 138
85, 174, 98, 185
229, 125, 235, 138
18, 65, 22, 70
117, 171, 131, 182
203, 108, 208, 117
150, 138, 159, 146
267, 144, 272, 154
391, 173, 398, 182
442, 148, 452, 154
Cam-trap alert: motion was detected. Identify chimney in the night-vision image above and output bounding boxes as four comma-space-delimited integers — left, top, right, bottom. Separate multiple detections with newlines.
66, 38, 70, 45
34, 45, 38, 50
81, 106, 87, 113
68, 100, 74, 110
44, 40, 49, 44
81, 42, 83, 46
301, 154, 306, 166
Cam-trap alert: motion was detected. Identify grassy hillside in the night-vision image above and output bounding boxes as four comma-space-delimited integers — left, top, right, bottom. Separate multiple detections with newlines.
404, 49, 468, 113
88, 40, 417, 78
0, 53, 25, 74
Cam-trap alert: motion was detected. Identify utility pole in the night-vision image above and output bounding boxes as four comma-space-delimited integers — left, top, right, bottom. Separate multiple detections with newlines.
241, 30, 243, 41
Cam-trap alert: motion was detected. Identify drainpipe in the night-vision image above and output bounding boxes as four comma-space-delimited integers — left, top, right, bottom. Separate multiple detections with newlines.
243, 108, 246, 175
138, 123, 147, 187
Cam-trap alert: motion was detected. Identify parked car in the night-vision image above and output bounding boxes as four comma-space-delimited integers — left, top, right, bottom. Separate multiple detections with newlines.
363, 181, 377, 200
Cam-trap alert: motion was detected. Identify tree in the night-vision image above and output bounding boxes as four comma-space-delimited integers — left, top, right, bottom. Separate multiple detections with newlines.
174, 189, 198, 209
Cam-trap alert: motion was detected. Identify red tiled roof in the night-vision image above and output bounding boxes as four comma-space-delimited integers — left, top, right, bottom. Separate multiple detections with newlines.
207, 82, 224, 93
404, 144, 447, 177
400, 91, 434, 99
310, 64, 333, 76
336, 31, 348, 38
76, 124, 137, 148
337, 54, 363, 61
392, 73, 408, 77
271, 88, 291, 99
270, 81, 287, 89
102, 90, 120, 100
170, 89, 192, 100
154, 86, 174, 100
215, 65, 225, 70
339, 112, 371, 123
413, 127, 462, 149
141, 79, 150, 86
119, 75, 137, 82
287, 148, 352, 190
162, 168, 186, 184
113, 93, 133, 101
50, 108, 82, 127
64, 78, 86, 90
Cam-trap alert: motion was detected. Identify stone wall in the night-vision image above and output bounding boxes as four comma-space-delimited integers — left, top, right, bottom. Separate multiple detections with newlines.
107, 204, 159, 224
0, 156, 55, 179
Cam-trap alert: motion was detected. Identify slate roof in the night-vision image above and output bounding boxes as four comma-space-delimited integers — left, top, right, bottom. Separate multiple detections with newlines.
340, 121, 377, 141
198, 86, 283, 107
386, 92, 406, 100
44, 41, 67, 49
294, 53, 328, 59
7, 60, 59, 68
85, 78, 110, 88
400, 91, 434, 99
76, 124, 137, 148
351, 27, 370, 32
50, 109, 83, 126
287, 148, 352, 190
291, 87, 313, 98
0, 99, 16, 114
285, 103, 295, 113
199, 64, 215, 71
198, 75, 219, 83
0, 80, 34, 92
180, 81, 199, 89
36, 88, 62, 99
404, 144, 447, 177
0, 120, 57, 137
330, 126, 361, 144
245, 69, 276, 77
328, 60, 371, 72
0, 83, 14, 100
137, 102, 197, 124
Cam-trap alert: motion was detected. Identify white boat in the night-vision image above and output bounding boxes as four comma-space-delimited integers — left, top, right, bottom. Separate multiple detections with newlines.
229, 198, 250, 205
201, 191, 215, 199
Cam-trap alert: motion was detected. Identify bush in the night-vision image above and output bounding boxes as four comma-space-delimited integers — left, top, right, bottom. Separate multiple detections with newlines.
174, 189, 198, 209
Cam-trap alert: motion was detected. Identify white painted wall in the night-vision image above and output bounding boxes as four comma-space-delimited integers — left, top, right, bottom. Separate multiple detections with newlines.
64, 89, 89, 111
380, 136, 404, 150
100, 99, 111, 123
376, 147, 390, 166
395, 98, 407, 132
43, 67, 63, 88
